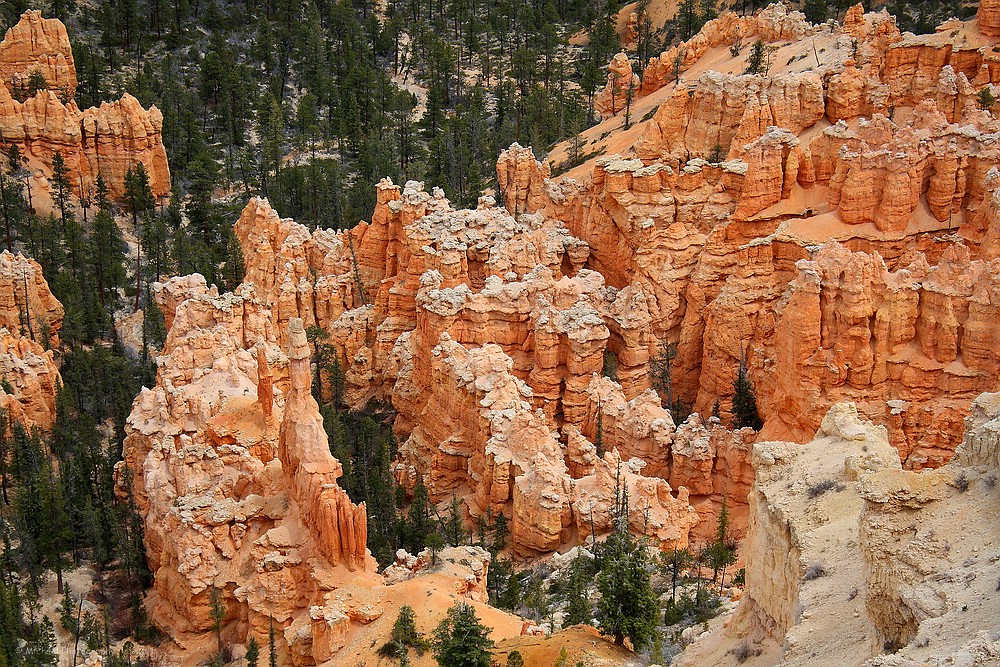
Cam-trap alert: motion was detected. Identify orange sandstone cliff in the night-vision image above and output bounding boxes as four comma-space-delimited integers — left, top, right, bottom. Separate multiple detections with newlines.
0, 10, 76, 100
0, 12, 169, 201
120, 275, 534, 664
514, 2, 1000, 467
0, 250, 62, 431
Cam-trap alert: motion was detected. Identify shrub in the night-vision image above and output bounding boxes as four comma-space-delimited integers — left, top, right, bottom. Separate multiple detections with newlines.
732, 640, 759, 663
506, 651, 525, 667
954, 473, 969, 492
807, 479, 837, 499
804, 561, 826, 581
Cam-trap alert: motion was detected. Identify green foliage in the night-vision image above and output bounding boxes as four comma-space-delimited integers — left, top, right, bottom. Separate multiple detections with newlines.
492, 512, 509, 553
650, 342, 680, 421
886, 0, 975, 34
432, 603, 494, 667
405, 478, 433, 554
602, 350, 618, 381
731, 352, 763, 431
246, 637, 260, 667
803, 0, 827, 24
319, 402, 401, 565
379, 605, 429, 659
209, 587, 225, 661
268, 616, 277, 667
556, 552, 595, 627
595, 472, 659, 650
50, 152, 73, 224
744, 40, 769, 75
425, 533, 446, 566
487, 556, 519, 610
979, 87, 996, 112
444, 495, 466, 547
506, 651, 524, 667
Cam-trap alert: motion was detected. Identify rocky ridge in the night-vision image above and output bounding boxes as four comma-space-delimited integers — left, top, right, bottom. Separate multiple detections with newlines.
0, 12, 169, 201
0, 250, 61, 431
676, 396, 1000, 666
512, 3, 1000, 464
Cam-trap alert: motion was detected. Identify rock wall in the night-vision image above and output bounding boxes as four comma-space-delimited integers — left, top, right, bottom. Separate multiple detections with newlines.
500, 3, 1000, 464
0, 12, 170, 200
120, 278, 382, 665
0, 250, 63, 346
858, 392, 1000, 660
0, 327, 61, 431
0, 10, 75, 99
726, 404, 900, 651
0, 250, 62, 431
679, 396, 1000, 666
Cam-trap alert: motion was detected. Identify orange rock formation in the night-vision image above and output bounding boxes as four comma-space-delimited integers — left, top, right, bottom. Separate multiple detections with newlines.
0, 250, 62, 431
0, 11, 76, 99
123, 272, 550, 664
0, 12, 169, 200
120, 278, 386, 664
230, 191, 709, 553
507, 3, 1000, 466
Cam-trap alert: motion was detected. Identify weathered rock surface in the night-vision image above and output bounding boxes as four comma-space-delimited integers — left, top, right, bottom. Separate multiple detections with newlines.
677, 398, 1000, 666
119, 280, 381, 665
595, 51, 640, 119
0, 10, 76, 99
0, 250, 62, 431
120, 271, 550, 665
0, 250, 63, 346
229, 189, 734, 556
501, 3, 1000, 464
0, 327, 61, 431
0, 12, 169, 200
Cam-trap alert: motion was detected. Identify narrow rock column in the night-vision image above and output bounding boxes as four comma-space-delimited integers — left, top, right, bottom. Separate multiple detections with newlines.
255, 341, 273, 423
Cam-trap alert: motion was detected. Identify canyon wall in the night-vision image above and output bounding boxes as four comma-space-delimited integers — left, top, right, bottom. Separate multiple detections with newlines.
678, 397, 1000, 666
0, 12, 170, 200
0, 250, 61, 431
505, 3, 1000, 466
0, 10, 76, 99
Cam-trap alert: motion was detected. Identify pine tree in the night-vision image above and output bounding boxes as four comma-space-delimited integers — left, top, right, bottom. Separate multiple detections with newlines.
268, 616, 277, 667
595, 470, 659, 650
444, 495, 465, 547
562, 553, 592, 627
491, 512, 508, 553
209, 586, 225, 665
25, 616, 57, 666
731, 351, 763, 430
246, 637, 260, 667
50, 152, 73, 225
378, 605, 428, 659
745, 39, 769, 75
650, 342, 679, 419
978, 87, 995, 112
432, 603, 494, 667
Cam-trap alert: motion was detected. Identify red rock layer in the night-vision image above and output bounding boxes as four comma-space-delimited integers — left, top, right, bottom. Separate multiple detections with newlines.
0, 11, 76, 99
0, 12, 170, 200
120, 279, 377, 665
